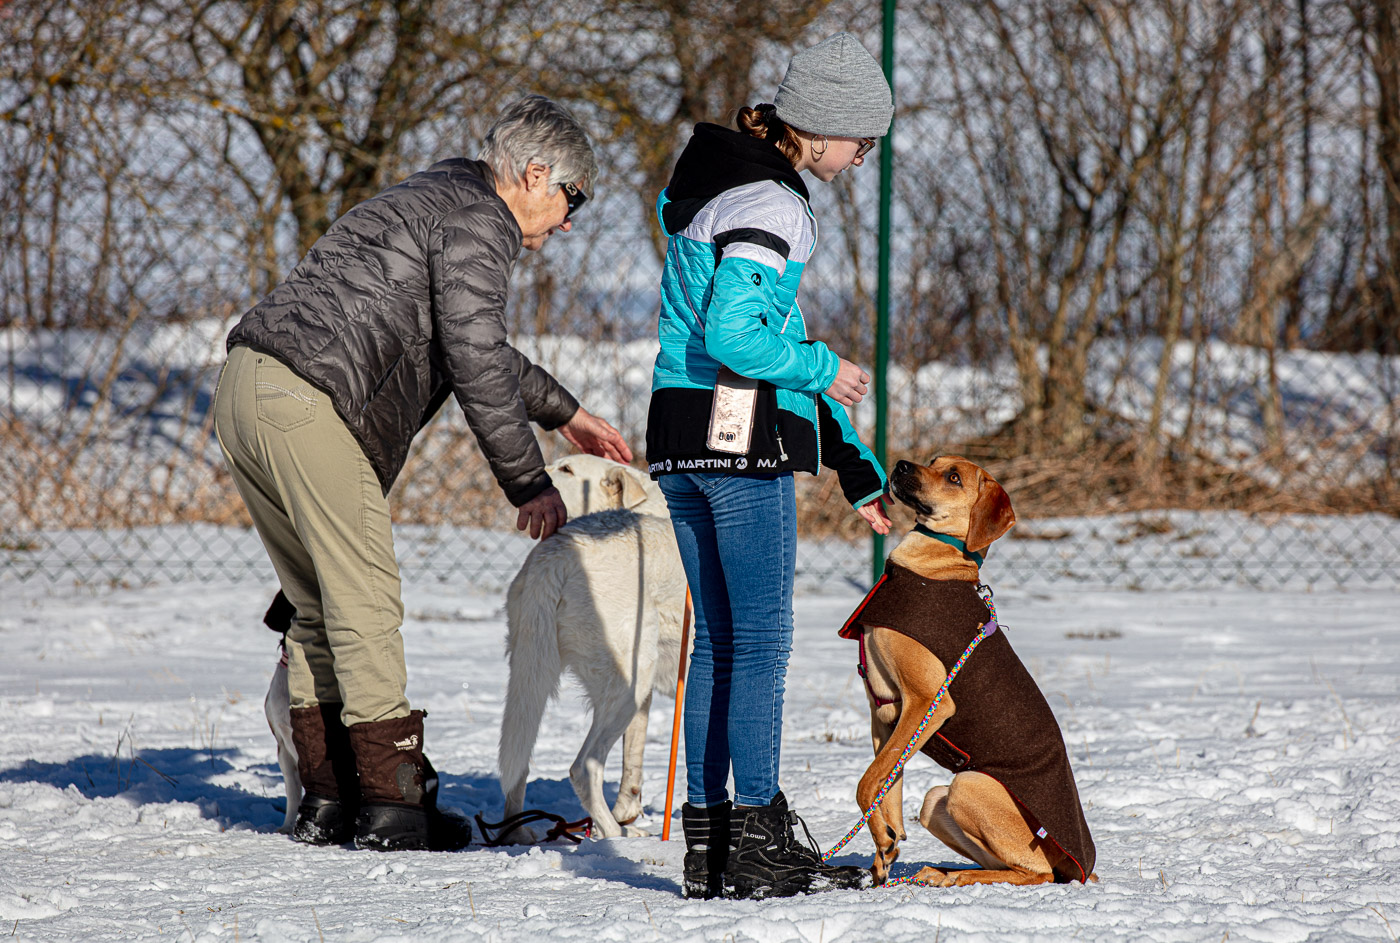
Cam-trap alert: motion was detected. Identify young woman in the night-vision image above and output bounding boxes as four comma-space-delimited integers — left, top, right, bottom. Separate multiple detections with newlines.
645, 33, 894, 900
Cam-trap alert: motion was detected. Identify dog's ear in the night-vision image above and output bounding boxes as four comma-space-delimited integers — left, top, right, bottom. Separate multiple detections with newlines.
599, 468, 626, 510
618, 469, 650, 510
965, 472, 1015, 552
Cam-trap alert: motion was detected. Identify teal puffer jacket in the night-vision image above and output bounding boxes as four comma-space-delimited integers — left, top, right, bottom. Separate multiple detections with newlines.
645, 123, 885, 509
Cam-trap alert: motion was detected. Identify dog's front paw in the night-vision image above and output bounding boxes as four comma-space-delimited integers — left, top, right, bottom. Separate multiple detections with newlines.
620, 825, 651, 838
611, 796, 643, 826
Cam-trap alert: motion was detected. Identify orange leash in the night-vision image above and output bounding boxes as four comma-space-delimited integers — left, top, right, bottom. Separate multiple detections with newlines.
660, 587, 693, 841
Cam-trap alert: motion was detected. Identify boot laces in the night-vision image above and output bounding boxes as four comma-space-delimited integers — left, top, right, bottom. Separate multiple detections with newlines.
786, 811, 826, 865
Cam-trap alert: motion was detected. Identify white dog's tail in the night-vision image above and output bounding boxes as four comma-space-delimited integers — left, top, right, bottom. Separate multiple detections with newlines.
498, 543, 573, 807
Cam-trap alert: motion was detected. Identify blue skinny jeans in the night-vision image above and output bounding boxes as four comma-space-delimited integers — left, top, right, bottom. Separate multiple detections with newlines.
658, 472, 796, 807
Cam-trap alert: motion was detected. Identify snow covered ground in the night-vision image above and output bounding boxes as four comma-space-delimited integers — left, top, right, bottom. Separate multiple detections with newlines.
2, 567, 1398, 941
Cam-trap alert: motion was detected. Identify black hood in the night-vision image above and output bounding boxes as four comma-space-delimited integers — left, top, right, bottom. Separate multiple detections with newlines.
661, 122, 810, 235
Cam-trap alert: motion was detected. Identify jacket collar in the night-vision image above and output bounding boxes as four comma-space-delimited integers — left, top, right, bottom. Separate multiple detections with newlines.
661, 123, 810, 234
428, 157, 523, 257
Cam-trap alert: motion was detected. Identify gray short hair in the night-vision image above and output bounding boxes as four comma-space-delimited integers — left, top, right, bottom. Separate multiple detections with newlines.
480, 95, 599, 197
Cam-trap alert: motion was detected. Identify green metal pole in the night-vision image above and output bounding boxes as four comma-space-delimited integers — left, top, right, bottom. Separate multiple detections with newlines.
873, 0, 895, 584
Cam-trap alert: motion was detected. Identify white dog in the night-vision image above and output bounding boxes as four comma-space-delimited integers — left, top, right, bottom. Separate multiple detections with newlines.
265, 648, 299, 832
498, 459, 687, 841
263, 455, 676, 835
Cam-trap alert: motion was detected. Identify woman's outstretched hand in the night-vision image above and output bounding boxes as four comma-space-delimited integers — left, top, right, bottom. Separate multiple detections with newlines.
825, 358, 870, 406
856, 495, 893, 535
560, 407, 633, 464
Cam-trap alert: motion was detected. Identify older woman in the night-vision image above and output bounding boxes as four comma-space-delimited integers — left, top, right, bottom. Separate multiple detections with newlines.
646, 33, 894, 899
214, 95, 630, 852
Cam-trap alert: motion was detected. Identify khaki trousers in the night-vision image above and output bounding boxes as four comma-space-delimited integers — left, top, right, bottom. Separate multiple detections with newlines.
212, 344, 409, 725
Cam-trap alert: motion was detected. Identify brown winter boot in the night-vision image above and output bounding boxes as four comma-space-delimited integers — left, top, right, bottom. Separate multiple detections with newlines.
346, 710, 471, 852
288, 703, 359, 845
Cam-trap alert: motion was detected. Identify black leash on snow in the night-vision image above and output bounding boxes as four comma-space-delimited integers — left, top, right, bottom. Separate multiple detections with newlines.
474, 810, 593, 846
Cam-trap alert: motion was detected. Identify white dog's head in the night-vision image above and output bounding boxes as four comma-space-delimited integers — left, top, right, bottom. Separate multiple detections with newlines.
546, 455, 665, 518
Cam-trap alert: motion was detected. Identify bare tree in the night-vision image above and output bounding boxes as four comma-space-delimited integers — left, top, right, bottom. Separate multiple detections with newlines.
921, 0, 1197, 450
1351, 0, 1400, 355
521, 0, 839, 258
142, 0, 542, 271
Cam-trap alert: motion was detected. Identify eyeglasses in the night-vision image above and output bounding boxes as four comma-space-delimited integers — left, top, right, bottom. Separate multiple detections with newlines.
855, 138, 876, 159
561, 181, 588, 219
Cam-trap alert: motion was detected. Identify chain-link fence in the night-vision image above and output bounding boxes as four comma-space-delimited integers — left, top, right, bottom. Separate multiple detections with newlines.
3, 0, 1398, 591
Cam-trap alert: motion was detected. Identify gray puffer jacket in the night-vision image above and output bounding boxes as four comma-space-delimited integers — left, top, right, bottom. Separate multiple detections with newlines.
227, 158, 579, 505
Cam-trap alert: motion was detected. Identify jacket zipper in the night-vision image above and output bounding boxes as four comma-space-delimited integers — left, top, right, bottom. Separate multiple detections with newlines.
784, 187, 822, 470
361, 351, 406, 412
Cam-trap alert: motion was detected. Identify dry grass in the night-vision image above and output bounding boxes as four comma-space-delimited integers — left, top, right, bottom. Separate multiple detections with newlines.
793, 426, 1397, 538
2, 420, 1395, 539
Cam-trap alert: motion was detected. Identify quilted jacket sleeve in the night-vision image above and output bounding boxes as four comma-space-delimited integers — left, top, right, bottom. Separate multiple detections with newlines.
705, 258, 840, 392
428, 202, 553, 507
418, 349, 580, 434
508, 348, 579, 429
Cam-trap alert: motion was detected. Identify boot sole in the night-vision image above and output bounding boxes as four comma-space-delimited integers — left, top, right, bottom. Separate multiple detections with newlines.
292, 796, 356, 845
355, 803, 430, 851
728, 869, 870, 899
682, 877, 724, 900
292, 823, 354, 846
728, 876, 812, 900
355, 833, 430, 852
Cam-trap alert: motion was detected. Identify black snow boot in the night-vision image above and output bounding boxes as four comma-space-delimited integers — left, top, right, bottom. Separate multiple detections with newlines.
681, 801, 732, 899
726, 791, 870, 899
346, 711, 471, 852
289, 703, 359, 845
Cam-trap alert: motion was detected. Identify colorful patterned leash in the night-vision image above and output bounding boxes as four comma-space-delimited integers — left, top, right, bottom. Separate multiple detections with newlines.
821, 585, 999, 886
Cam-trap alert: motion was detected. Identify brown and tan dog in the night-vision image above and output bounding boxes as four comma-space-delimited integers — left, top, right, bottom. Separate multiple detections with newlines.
839, 456, 1097, 887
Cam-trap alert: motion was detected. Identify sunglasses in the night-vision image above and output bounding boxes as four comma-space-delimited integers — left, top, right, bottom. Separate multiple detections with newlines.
855, 138, 876, 159
561, 181, 588, 219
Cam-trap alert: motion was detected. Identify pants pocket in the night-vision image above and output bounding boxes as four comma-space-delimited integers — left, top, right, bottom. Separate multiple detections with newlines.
695, 472, 735, 491
254, 357, 319, 431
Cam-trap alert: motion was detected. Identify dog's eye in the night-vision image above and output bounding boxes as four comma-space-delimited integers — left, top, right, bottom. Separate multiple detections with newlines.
558, 464, 573, 475
947, 471, 961, 485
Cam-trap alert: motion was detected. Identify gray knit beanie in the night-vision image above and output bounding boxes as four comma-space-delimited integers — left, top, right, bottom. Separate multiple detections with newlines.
773, 33, 893, 139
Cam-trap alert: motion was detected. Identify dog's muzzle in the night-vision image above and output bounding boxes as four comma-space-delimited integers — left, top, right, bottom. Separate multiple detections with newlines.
889, 470, 932, 516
